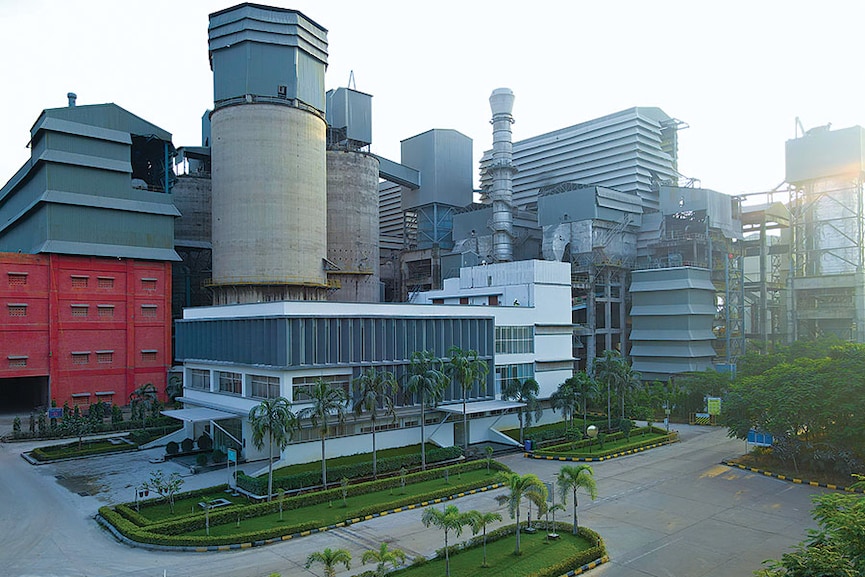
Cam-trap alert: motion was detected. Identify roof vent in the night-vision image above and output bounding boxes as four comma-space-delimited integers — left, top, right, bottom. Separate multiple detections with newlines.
67, 92, 77, 107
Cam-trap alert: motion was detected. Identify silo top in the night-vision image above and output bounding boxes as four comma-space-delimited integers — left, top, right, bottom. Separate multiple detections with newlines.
208, 3, 328, 112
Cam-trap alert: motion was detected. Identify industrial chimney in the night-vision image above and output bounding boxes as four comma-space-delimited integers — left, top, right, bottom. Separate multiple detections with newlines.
488, 88, 516, 262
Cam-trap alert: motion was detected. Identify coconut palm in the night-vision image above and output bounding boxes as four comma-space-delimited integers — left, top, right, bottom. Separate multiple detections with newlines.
421, 504, 472, 577
550, 378, 580, 430
406, 350, 448, 470
593, 349, 625, 429
467, 509, 503, 567
495, 472, 548, 555
572, 371, 599, 432
445, 346, 489, 455
503, 377, 544, 444
248, 397, 297, 501
305, 548, 351, 577
615, 361, 642, 419
556, 464, 598, 535
352, 367, 398, 479
297, 378, 347, 489
361, 542, 407, 576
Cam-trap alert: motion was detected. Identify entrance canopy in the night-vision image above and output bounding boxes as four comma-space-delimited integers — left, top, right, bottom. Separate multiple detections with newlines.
161, 407, 239, 422
437, 399, 525, 416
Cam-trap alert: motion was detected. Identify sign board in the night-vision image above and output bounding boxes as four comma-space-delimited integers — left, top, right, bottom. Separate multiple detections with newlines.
747, 429, 773, 447
227, 448, 237, 463
48, 408, 63, 419
707, 397, 722, 416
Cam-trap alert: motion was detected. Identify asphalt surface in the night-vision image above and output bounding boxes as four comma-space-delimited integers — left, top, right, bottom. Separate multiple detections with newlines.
0, 424, 824, 577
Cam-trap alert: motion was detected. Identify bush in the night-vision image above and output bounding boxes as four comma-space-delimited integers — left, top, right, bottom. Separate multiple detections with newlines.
181, 438, 194, 453
212, 449, 227, 463
166, 441, 179, 455
196, 454, 208, 467
197, 434, 213, 451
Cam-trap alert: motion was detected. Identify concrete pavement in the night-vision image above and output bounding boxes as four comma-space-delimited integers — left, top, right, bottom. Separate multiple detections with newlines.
0, 425, 823, 577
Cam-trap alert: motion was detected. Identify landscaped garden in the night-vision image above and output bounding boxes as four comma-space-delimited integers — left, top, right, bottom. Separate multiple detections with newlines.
28, 425, 180, 462
99, 459, 511, 547
531, 425, 678, 460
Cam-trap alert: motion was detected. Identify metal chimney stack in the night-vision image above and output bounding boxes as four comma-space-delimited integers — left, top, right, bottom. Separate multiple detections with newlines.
67, 92, 77, 107
489, 88, 516, 262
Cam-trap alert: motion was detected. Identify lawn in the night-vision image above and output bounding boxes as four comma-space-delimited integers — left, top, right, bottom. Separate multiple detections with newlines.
394, 525, 600, 577
533, 427, 676, 459
267, 443, 444, 480
182, 468, 498, 536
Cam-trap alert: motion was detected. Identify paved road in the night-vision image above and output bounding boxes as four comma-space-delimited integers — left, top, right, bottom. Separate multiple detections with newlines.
0, 426, 823, 577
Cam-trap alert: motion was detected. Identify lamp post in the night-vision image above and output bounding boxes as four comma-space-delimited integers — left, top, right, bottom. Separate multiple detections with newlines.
586, 425, 598, 451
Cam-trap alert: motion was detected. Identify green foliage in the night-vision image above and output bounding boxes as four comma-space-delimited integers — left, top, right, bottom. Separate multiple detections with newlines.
212, 449, 226, 463
353, 368, 399, 479
445, 346, 490, 455
196, 453, 208, 467
593, 349, 640, 427
12, 416, 21, 434
306, 548, 352, 577
495, 472, 548, 555
180, 438, 194, 452
362, 542, 407, 576
196, 434, 213, 451
297, 377, 348, 487
166, 441, 179, 455
556, 464, 598, 535
249, 396, 298, 501
502, 377, 544, 444
406, 350, 448, 470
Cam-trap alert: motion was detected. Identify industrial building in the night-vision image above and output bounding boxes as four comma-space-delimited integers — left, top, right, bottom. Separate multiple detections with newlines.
0, 98, 178, 408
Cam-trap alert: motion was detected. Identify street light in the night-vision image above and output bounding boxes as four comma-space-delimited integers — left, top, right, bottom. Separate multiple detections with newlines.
586, 424, 599, 452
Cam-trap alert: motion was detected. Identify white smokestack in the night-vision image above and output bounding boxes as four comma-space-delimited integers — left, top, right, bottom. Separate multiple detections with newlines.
489, 88, 516, 262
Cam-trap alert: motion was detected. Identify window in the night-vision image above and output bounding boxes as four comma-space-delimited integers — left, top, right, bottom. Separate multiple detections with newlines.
71, 393, 90, 407
71, 275, 89, 288
7, 356, 27, 368
7, 303, 27, 317
95, 391, 114, 404
97, 305, 115, 319
140, 304, 157, 319
140, 350, 158, 362
7, 272, 27, 287
218, 371, 242, 395
141, 278, 157, 292
250, 375, 281, 399
495, 363, 534, 396
96, 351, 114, 364
292, 374, 350, 403
71, 304, 89, 318
71, 352, 90, 365
97, 276, 115, 289
188, 369, 210, 391
495, 326, 534, 354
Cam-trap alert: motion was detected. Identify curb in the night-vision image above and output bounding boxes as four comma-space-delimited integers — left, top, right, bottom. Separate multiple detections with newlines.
101, 482, 506, 552
526, 437, 679, 463
720, 460, 865, 494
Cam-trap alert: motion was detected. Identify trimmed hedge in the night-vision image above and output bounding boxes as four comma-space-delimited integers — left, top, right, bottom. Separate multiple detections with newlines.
535, 428, 678, 458
10, 417, 179, 441
104, 461, 509, 547
237, 445, 463, 495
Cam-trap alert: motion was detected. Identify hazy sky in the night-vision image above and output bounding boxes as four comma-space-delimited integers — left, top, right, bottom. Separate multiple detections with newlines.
1, 0, 862, 197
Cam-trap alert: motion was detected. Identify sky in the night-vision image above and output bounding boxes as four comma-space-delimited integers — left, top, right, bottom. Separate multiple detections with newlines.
1, 0, 863, 198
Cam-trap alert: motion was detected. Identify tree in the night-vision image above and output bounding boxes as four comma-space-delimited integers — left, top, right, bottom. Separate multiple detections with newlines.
362, 542, 407, 576
305, 548, 352, 577
756, 477, 865, 577
406, 350, 448, 470
248, 397, 297, 501
445, 346, 489, 455
556, 464, 598, 535
502, 377, 544, 445
352, 368, 398, 479
421, 504, 472, 577
495, 472, 548, 555
165, 373, 183, 403
60, 413, 94, 450
143, 469, 184, 514
615, 361, 641, 419
550, 378, 580, 431
297, 378, 348, 488
593, 350, 626, 428
129, 382, 158, 421
467, 509, 502, 567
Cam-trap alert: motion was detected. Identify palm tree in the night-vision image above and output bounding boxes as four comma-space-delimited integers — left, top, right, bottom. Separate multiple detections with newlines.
305, 548, 351, 577
361, 542, 407, 576
495, 472, 548, 555
615, 361, 642, 420
503, 377, 544, 445
593, 349, 624, 429
352, 367, 398, 479
248, 397, 297, 501
129, 382, 158, 420
556, 464, 598, 535
467, 509, 503, 567
550, 378, 580, 431
571, 371, 599, 432
406, 350, 448, 470
445, 346, 489, 455
421, 504, 472, 577
297, 378, 347, 489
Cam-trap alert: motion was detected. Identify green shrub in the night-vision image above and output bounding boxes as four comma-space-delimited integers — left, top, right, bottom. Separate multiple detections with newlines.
197, 434, 213, 451
166, 441, 179, 455
181, 438, 194, 452
212, 449, 227, 463
196, 454, 208, 467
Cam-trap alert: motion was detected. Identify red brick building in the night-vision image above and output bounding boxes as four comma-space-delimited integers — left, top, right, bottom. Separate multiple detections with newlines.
1, 253, 171, 408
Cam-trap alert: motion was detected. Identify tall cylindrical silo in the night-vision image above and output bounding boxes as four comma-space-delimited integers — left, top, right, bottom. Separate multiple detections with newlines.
326, 150, 381, 302
207, 4, 330, 304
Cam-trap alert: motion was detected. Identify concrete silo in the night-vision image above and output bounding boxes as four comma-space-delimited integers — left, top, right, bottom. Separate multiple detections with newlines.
325, 87, 381, 302
208, 4, 330, 304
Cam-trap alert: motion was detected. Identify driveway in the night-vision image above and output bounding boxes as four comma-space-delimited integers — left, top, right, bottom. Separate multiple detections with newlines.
0, 425, 823, 577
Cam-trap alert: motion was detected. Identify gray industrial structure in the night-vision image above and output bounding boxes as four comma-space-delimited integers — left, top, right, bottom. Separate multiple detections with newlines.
159, 2, 865, 382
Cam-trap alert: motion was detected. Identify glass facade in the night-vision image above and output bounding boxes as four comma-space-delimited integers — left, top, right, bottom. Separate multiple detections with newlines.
495, 326, 534, 354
